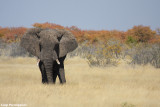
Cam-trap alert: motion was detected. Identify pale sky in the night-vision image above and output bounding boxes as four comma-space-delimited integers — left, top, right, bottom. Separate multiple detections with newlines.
0, 0, 159, 31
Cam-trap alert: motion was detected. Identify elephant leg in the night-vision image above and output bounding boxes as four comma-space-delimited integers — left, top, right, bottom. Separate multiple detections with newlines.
43, 59, 54, 84
39, 61, 48, 83
58, 56, 66, 84
58, 65, 66, 84
52, 61, 59, 83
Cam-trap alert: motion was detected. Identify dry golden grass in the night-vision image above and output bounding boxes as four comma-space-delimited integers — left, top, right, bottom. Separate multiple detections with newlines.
0, 56, 160, 107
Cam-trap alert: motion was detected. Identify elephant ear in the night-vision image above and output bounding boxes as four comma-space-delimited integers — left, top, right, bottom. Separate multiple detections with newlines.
59, 30, 78, 58
20, 28, 42, 58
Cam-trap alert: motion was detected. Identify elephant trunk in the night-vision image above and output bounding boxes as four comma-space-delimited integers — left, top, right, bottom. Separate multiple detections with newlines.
43, 59, 54, 83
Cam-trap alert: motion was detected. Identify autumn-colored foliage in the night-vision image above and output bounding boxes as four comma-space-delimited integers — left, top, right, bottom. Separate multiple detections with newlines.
126, 25, 156, 43
33, 22, 65, 29
0, 27, 27, 42
0, 22, 160, 44
32, 23, 160, 44
1, 23, 160, 67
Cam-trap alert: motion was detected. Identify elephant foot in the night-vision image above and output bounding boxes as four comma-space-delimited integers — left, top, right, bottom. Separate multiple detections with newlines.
42, 79, 48, 84
39, 60, 48, 84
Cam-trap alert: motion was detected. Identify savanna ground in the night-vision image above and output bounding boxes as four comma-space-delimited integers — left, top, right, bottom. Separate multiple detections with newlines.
0, 57, 160, 107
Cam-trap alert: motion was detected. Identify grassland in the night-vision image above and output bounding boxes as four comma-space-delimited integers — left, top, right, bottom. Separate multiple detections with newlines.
0, 57, 160, 107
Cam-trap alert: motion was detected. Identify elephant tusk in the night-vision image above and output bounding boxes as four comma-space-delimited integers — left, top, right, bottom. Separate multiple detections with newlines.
37, 59, 40, 66
56, 59, 60, 65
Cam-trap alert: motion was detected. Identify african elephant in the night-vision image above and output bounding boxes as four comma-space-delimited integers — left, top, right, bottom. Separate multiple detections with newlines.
20, 28, 78, 84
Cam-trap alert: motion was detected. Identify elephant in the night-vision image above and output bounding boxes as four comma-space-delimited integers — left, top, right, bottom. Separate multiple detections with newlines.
20, 28, 78, 84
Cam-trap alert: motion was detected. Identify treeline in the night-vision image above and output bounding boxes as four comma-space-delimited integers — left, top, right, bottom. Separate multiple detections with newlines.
0, 22, 160, 44
0, 22, 160, 68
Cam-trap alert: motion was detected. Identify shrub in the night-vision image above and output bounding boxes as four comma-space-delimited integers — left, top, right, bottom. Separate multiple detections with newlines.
130, 43, 160, 68
70, 39, 123, 67
0, 40, 28, 57
126, 36, 137, 44
121, 102, 135, 107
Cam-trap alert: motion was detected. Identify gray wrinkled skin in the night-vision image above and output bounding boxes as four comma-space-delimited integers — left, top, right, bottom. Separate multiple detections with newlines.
20, 28, 78, 84
20, 28, 78, 60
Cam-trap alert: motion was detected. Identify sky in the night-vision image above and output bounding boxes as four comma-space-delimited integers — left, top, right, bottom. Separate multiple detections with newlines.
0, 0, 159, 31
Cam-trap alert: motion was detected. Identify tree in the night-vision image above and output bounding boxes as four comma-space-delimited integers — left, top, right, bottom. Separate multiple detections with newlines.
127, 25, 156, 42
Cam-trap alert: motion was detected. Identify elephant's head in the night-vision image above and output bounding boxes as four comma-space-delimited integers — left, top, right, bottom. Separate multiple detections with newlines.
20, 28, 78, 60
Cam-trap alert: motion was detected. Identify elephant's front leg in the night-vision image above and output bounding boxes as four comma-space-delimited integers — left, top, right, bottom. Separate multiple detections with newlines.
58, 62, 66, 84
52, 61, 59, 83
39, 60, 48, 83
43, 59, 55, 83
58, 56, 66, 84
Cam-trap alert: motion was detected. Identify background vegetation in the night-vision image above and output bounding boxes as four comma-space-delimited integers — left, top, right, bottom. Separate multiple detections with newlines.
0, 23, 160, 107
0, 22, 160, 68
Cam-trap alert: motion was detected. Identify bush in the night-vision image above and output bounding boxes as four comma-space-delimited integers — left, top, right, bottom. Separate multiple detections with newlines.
0, 40, 28, 57
87, 39, 122, 67
121, 102, 135, 107
1, 37, 160, 68
126, 36, 137, 44
69, 39, 122, 67
130, 43, 160, 68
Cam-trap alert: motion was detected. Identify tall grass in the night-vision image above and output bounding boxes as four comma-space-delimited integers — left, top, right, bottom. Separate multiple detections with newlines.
0, 57, 160, 107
